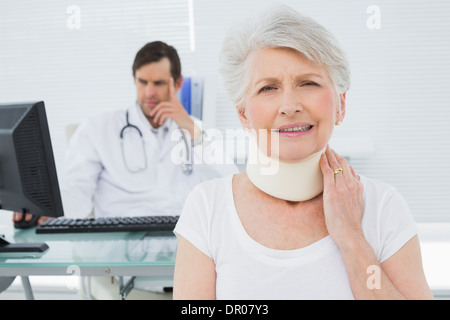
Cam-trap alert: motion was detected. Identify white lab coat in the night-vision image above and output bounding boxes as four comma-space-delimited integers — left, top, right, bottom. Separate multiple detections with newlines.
60, 102, 239, 219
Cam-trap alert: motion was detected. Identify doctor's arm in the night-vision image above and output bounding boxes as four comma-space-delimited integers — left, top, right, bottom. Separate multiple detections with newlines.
60, 121, 103, 219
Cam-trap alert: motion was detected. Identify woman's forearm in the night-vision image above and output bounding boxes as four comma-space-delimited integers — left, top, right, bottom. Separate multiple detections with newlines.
338, 235, 405, 300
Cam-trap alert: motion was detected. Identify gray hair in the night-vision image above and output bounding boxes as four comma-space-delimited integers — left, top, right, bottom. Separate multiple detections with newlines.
219, 5, 351, 108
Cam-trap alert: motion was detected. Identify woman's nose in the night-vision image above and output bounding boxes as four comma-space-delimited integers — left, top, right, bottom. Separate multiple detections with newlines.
279, 90, 303, 117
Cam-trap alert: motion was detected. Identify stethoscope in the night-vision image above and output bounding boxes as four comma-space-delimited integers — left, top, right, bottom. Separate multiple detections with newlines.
120, 110, 193, 175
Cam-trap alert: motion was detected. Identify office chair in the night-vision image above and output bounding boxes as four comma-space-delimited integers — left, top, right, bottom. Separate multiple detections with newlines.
65, 123, 79, 142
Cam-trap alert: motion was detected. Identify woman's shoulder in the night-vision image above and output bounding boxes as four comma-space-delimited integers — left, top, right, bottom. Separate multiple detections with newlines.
176, 174, 235, 244
181, 174, 235, 222
359, 174, 399, 201
359, 175, 417, 263
189, 174, 234, 200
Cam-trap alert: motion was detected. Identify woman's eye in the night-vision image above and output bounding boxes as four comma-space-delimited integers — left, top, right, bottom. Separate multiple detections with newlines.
259, 86, 276, 93
302, 81, 318, 86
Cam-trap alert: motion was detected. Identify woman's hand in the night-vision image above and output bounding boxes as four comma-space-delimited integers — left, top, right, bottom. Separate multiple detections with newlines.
319, 146, 433, 299
319, 145, 365, 249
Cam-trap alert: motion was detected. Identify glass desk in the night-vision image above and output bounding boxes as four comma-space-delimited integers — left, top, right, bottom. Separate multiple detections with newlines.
0, 224, 176, 299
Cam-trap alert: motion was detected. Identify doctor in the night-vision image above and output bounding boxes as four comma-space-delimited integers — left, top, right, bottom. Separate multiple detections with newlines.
59, 41, 238, 300
61, 41, 238, 220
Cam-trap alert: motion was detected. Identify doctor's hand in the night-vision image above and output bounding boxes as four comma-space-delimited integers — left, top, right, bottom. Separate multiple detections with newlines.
149, 77, 201, 141
12, 211, 53, 228
319, 145, 365, 250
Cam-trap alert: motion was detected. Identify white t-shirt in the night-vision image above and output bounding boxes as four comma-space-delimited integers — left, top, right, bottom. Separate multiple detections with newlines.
174, 174, 418, 299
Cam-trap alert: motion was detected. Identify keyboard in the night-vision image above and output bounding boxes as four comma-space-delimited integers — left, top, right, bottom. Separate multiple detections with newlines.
35, 215, 179, 234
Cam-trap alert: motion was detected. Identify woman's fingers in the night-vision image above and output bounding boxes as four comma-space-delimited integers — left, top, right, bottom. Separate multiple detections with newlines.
319, 148, 334, 189
331, 148, 356, 183
320, 146, 365, 247
321, 145, 361, 187
323, 145, 347, 185
349, 165, 360, 180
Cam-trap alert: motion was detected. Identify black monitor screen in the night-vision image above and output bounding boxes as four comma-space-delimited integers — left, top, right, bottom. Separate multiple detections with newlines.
0, 101, 64, 218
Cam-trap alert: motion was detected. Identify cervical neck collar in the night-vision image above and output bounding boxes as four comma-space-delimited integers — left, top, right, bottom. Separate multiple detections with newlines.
246, 132, 325, 202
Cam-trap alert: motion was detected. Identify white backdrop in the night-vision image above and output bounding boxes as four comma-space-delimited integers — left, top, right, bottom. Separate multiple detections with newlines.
1, 0, 449, 221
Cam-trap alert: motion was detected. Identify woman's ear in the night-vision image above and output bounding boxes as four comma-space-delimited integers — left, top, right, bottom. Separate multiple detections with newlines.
237, 105, 251, 130
336, 92, 346, 125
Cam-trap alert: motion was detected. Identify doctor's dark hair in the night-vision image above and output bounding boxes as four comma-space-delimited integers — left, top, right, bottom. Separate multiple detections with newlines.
132, 41, 182, 82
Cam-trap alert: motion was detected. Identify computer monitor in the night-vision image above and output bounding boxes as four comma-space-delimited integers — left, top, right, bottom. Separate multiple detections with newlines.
0, 101, 64, 255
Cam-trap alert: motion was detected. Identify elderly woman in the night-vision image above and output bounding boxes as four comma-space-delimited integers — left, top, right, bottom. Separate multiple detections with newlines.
173, 6, 433, 299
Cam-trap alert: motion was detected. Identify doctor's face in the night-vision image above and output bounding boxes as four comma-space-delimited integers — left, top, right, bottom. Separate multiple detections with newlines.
134, 58, 179, 119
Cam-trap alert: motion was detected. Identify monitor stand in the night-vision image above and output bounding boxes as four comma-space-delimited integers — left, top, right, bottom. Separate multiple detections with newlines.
0, 236, 48, 257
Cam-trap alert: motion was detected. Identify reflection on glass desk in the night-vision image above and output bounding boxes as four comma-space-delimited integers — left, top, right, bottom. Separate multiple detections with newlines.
0, 225, 176, 278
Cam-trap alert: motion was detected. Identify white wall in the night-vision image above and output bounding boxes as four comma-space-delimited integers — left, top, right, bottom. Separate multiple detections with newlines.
1, 0, 449, 222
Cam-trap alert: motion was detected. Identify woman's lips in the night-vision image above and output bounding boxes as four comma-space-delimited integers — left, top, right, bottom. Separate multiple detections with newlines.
274, 122, 314, 137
